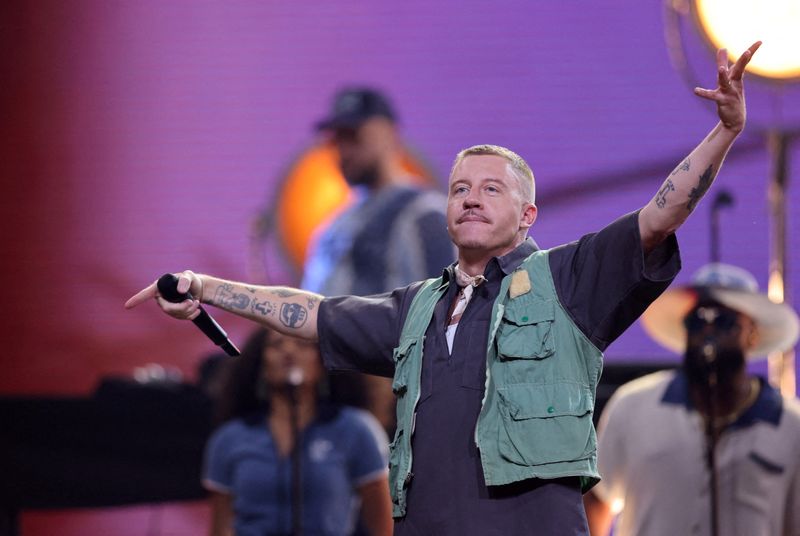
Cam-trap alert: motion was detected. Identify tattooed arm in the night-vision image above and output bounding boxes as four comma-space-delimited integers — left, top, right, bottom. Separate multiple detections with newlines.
638, 41, 761, 254
125, 271, 322, 341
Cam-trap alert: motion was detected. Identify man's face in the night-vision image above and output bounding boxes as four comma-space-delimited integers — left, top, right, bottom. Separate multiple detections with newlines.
683, 305, 757, 386
331, 117, 394, 187
446, 154, 537, 258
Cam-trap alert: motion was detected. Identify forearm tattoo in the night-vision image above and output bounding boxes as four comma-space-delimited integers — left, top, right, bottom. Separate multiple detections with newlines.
655, 179, 675, 209
273, 288, 301, 298
280, 303, 308, 328
251, 299, 276, 317
212, 283, 251, 310
686, 164, 715, 212
671, 158, 690, 176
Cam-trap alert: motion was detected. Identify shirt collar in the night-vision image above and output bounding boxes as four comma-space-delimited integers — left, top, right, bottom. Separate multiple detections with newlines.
442, 237, 539, 283
661, 370, 782, 427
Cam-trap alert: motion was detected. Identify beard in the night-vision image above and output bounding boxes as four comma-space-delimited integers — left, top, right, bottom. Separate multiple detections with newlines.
342, 162, 380, 188
683, 342, 746, 389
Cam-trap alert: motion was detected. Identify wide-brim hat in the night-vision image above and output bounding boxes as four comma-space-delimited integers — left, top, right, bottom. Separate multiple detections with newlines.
641, 263, 800, 359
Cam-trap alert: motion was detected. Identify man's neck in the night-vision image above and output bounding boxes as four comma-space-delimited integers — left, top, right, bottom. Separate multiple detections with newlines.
689, 369, 756, 423
371, 157, 410, 190
456, 238, 526, 277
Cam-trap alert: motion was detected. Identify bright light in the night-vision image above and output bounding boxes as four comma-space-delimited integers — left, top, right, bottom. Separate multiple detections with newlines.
611, 498, 625, 515
695, 0, 800, 79
768, 269, 785, 303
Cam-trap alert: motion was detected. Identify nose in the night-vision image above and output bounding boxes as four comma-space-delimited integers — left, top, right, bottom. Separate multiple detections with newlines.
463, 189, 482, 208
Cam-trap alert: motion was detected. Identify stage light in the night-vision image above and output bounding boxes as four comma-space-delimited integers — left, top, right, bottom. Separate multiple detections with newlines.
694, 0, 800, 80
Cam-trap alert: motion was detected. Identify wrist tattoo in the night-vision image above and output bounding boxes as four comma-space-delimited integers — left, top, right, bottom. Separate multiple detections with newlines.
213, 284, 251, 310
280, 303, 308, 328
655, 179, 675, 209
686, 164, 715, 212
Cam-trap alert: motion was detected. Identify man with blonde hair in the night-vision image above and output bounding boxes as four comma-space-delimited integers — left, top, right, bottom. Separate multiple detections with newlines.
128, 42, 761, 535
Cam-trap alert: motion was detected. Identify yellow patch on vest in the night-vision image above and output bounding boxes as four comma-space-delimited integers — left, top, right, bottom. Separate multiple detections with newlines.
509, 269, 531, 298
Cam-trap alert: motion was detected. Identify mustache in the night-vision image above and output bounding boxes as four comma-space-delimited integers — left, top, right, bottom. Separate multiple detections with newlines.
457, 210, 490, 224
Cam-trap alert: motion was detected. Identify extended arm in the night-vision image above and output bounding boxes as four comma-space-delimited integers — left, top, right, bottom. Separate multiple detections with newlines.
584, 490, 614, 536
639, 41, 761, 253
208, 491, 234, 536
125, 271, 322, 341
357, 477, 394, 536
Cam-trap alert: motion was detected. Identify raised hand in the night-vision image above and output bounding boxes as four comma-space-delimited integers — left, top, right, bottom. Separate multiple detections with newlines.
693, 41, 761, 133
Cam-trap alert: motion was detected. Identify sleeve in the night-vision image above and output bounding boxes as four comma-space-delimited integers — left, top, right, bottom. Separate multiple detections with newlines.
202, 424, 236, 494
317, 283, 422, 378
346, 409, 390, 487
548, 210, 681, 350
593, 388, 631, 505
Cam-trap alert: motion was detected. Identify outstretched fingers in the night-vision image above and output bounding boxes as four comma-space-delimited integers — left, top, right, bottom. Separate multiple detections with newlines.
729, 41, 761, 81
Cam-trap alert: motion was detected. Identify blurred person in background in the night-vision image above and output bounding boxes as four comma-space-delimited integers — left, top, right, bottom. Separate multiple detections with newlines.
302, 86, 455, 434
585, 263, 800, 536
203, 328, 392, 536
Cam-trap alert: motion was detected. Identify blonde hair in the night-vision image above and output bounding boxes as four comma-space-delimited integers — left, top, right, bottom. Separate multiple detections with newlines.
450, 144, 535, 203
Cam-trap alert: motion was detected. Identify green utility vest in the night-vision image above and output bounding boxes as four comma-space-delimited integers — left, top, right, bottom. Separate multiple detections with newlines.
388, 250, 603, 517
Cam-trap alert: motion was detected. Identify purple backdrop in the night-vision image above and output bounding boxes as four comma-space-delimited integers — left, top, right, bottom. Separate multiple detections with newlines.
2, 1, 798, 533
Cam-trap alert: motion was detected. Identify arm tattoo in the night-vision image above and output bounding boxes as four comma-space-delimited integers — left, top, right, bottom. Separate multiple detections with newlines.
307, 297, 318, 310
671, 158, 690, 176
245, 286, 257, 294
251, 299, 276, 317
686, 164, 715, 212
212, 283, 251, 310
655, 179, 675, 209
273, 288, 300, 298
280, 303, 308, 328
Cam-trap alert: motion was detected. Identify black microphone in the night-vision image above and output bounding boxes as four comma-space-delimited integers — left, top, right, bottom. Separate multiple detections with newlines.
156, 273, 240, 356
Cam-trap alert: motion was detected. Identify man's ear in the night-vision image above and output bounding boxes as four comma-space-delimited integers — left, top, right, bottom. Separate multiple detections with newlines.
520, 203, 538, 230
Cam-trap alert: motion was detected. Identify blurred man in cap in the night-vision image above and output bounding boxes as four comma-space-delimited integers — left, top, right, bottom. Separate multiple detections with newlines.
302, 87, 455, 433
303, 86, 454, 297
586, 263, 800, 536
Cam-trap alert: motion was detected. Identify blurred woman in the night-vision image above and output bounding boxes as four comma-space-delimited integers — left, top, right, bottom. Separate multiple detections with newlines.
203, 328, 392, 536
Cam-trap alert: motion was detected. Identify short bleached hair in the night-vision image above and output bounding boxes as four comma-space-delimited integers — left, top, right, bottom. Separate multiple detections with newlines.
450, 144, 535, 204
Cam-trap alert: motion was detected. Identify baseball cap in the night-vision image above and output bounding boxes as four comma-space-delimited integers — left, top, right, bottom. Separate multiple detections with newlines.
315, 87, 396, 131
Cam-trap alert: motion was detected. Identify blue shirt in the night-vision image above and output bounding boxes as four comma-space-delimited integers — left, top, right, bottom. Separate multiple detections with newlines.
203, 407, 388, 536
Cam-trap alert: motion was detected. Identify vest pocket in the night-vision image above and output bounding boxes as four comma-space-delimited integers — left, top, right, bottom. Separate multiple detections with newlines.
391, 337, 417, 395
497, 298, 555, 360
496, 382, 594, 466
387, 429, 404, 507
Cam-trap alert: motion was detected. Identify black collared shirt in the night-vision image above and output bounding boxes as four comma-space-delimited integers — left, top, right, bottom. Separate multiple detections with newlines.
318, 211, 680, 535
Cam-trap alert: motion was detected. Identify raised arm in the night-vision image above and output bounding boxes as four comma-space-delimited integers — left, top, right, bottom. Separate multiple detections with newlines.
124, 271, 322, 341
639, 41, 761, 253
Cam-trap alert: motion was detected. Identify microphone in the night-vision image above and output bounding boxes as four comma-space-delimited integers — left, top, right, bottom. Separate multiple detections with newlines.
156, 273, 241, 357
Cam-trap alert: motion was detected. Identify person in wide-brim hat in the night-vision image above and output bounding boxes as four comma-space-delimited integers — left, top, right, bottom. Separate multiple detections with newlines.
641, 262, 800, 359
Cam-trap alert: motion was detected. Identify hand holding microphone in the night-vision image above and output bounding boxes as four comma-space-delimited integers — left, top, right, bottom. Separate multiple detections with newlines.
124, 271, 240, 356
